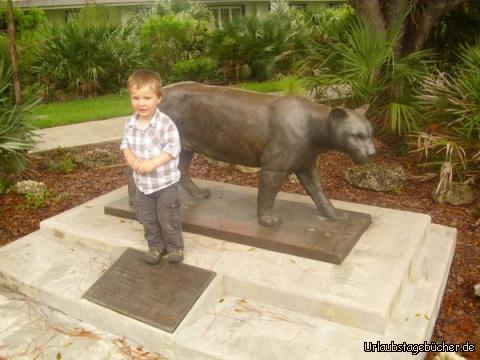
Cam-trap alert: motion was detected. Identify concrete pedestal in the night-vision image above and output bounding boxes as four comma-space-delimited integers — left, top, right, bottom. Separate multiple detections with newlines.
0, 180, 456, 359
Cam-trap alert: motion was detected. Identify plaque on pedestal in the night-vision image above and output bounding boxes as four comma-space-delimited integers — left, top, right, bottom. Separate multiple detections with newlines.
83, 248, 216, 333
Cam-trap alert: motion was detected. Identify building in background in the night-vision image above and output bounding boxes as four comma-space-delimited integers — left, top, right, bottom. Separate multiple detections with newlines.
13, 0, 345, 25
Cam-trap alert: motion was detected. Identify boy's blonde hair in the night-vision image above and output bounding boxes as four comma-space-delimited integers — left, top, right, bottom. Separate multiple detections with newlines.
127, 69, 163, 97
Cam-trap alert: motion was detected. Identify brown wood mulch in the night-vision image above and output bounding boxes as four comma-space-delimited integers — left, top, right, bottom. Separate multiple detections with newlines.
0, 141, 478, 359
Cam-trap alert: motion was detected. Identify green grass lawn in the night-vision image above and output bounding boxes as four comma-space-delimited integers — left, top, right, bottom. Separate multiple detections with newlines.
32, 94, 131, 129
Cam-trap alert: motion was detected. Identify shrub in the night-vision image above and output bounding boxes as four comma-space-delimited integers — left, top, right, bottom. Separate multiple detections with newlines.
304, 4, 355, 43
15, 180, 48, 208
152, 0, 212, 21
0, 62, 38, 182
0, 7, 47, 34
32, 6, 143, 99
140, 13, 210, 78
41, 148, 76, 173
414, 41, 480, 186
171, 57, 218, 82
297, 18, 434, 136
209, 0, 307, 81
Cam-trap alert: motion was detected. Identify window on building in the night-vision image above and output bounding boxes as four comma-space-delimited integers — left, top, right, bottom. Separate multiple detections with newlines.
209, 6, 243, 27
64, 9, 80, 22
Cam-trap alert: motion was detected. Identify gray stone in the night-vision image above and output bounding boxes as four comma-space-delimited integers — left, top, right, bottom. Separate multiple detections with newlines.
15, 180, 47, 196
433, 182, 475, 205
288, 173, 300, 184
345, 163, 406, 192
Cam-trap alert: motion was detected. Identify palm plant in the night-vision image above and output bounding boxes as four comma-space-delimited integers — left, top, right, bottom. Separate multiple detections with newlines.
153, 0, 212, 22
209, 1, 307, 81
0, 62, 38, 183
297, 18, 433, 136
32, 7, 143, 99
415, 42, 480, 185
139, 0, 212, 79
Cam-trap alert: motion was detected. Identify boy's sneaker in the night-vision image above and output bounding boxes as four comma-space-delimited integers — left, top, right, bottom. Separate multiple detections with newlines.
168, 249, 184, 264
143, 249, 166, 265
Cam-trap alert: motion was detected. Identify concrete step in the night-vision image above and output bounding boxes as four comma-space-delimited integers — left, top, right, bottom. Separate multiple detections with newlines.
0, 286, 164, 359
0, 232, 179, 358
174, 224, 456, 360
0, 224, 455, 360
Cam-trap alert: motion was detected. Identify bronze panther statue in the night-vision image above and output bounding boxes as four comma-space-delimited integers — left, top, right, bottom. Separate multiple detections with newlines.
157, 82, 375, 227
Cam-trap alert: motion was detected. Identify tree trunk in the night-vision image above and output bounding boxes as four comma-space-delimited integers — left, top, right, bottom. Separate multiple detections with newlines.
6, 0, 20, 104
354, 0, 387, 40
351, 0, 470, 58
402, 0, 469, 54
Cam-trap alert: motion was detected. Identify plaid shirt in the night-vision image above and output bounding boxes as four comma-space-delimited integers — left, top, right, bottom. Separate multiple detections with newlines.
120, 109, 181, 194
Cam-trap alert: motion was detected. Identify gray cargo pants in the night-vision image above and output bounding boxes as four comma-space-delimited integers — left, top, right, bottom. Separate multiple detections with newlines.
136, 183, 184, 253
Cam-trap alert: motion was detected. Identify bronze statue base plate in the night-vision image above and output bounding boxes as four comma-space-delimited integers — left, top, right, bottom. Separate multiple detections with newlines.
105, 185, 371, 264
83, 248, 216, 333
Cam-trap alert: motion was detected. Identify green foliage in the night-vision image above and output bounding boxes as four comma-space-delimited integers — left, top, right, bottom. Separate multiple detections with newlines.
304, 4, 355, 43
237, 76, 306, 96
0, 34, 6, 60
0, 6, 45, 86
43, 148, 77, 174
415, 41, 480, 184
0, 7, 47, 33
32, 6, 143, 99
297, 18, 434, 136
140, 14, 198, 76
0, 62, 38, 179
209, 1, 307, 81
24, 189, 48, 208
138, 0, 212, 78
0, 177, 11, 194
152, 0, 212, 21
171, 57, 218, 82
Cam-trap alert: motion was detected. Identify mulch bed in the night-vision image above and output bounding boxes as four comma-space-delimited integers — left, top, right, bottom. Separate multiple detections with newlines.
0, 141, 478, 359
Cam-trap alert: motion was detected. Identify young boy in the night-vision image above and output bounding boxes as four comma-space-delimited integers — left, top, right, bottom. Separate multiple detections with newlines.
120, 69, 184, 264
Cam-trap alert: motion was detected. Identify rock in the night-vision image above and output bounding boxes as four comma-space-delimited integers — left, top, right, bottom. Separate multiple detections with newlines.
433, 353, 466, 360
345, 163, 406, 192
475, 283, 480, 297
234, 165, 260, 174
433, 182, 475, 205
204, 157, 230, 168
15, 180, 47, 196
288, 174, 300, 184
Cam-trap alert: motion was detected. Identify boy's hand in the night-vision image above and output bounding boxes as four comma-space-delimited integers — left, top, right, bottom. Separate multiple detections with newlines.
136, 159, 158, 174
129, 158, 142, 172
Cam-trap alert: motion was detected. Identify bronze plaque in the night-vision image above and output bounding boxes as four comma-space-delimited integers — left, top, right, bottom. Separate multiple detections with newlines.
105, 184, 371, 264
83, 248, 215, 333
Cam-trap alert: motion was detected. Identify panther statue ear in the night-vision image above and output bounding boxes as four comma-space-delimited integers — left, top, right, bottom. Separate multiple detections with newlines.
329, 108, 348, 121
355, 104, 370, 116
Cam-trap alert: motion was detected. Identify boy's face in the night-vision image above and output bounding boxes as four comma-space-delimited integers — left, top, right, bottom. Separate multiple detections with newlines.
129, 85, 162, 122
